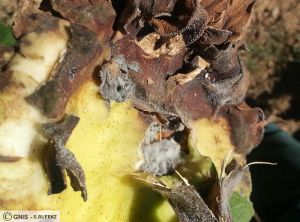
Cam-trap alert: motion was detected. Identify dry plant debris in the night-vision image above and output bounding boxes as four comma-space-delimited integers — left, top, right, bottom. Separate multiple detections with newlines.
0, 0, 267, 221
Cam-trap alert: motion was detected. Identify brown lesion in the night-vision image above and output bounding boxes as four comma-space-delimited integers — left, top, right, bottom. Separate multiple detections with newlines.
0, 155, 22, 162
26, 23, 103, 119
0, 45, 14, 69
13, 1, 61, 38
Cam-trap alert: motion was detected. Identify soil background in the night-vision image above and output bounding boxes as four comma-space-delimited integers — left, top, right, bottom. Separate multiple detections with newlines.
1, 0, 300, 137
243, 0, 300, 138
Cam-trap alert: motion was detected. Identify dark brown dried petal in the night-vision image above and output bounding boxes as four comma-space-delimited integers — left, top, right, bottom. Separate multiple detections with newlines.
201, 0, 229, 28
43, 142, 67, 195
117, 0, 141, 35
180, 3, 208, 45
151, 0, 178, 16
169, 46, 248, 121
153, 0, 209, 46
56, 141, 87, 201
171, 76, 214, 120
26, 24, 102, 119
198, 27, 232, 45
222, 0, 255, 41
201, 0, 256, 41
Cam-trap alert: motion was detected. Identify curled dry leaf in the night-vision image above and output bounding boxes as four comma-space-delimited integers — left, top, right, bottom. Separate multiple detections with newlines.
43, 114, 87, 201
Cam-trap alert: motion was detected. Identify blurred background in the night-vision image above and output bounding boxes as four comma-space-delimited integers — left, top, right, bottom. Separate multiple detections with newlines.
243, 0, 300, 138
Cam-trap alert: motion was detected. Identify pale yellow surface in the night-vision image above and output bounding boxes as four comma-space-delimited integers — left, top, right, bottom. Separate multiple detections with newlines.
190, 118, 235, 177
0, 81, 176, 222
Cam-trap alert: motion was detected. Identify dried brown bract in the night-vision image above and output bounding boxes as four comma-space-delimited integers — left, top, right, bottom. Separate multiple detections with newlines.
154, 184, 218, 222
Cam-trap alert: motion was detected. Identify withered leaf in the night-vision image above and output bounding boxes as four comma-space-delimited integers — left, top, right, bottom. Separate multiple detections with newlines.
197, 44, 248, 109
154, 184, 217, 222
222, 103, 265, 154
169, 49, 247, 122
221, 0, 256, 42
43, 115, 87, 201
26, 23, 102, 119
207, 164, 246, 222
149, 154, 250, 222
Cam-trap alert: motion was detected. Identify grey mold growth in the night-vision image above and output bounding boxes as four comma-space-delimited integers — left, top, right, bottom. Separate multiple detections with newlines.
204, 72, 244, 107
138, 139, 182, 176
99, 56, 137, 102
114, 55, 140, 72
137, 123, 182, 176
